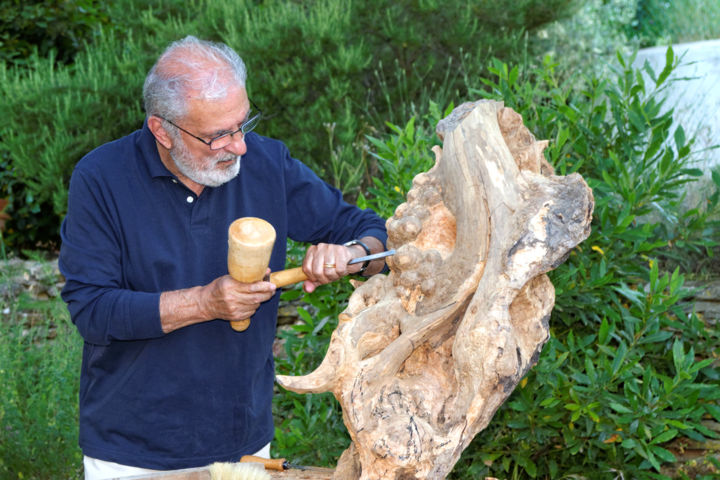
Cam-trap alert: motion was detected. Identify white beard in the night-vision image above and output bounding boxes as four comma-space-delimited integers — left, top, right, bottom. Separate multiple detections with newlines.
170, 136, 241, 187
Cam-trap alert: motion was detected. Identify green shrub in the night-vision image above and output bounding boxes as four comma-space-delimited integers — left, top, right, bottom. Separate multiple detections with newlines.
0, 0, 187, 252
0, 0, 588, 254
0, 0, 110, 68
360, 100, 450, 218
180, 0, 581, 193
0, 28, 155, 251
532, 0, 641, 80
273, 280, 354, 466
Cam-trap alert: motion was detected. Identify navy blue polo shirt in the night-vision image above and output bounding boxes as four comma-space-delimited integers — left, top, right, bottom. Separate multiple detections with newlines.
58, 121, 387, 469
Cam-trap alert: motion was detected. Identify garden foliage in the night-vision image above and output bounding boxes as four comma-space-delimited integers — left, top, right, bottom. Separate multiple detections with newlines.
1, 0, 582, 252
628, 0, 720, 47
0, 0, 110, 68
463, 48, 720, 478
273, 279, 355, 466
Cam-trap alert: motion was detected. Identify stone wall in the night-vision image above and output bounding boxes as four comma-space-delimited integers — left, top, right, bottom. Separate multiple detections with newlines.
634, 39, 720, 174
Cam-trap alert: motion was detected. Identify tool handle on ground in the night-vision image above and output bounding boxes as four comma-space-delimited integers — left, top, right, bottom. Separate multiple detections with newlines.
240, 455, 287, 471
268, 266, 308, 287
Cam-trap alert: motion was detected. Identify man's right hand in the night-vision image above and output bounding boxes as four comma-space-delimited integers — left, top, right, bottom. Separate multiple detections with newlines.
201, 274, 277, 322
159, 273, 276, 333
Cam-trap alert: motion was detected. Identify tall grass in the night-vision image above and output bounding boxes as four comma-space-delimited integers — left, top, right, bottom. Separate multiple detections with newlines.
0, 289, 83, 479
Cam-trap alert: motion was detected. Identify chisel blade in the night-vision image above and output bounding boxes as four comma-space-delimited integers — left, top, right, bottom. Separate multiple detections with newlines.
347, 249, 396, 265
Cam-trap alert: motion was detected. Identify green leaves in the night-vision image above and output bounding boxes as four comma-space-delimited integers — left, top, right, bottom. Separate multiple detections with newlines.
364, 101, 449, 218
273, 278, 355, 466
0, 0, 111, 67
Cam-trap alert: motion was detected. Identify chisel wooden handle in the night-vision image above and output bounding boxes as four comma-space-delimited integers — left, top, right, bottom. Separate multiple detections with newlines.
268, 266, 308, 288
240, 455, 287, 470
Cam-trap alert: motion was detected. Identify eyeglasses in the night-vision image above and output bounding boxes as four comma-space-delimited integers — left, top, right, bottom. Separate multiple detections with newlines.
160, 99, 262, 150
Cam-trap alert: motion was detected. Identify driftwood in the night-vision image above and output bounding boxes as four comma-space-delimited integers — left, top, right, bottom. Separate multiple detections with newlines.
277, 100, 594, 479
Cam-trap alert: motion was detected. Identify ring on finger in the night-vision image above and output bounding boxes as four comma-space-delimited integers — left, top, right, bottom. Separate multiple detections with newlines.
324, 262, 336, 269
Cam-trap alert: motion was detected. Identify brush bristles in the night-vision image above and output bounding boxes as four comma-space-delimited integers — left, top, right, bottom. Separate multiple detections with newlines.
208, 462, 271, 480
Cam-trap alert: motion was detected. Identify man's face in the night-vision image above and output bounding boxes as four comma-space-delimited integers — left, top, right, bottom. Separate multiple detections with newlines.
168, 87, 250, 187
169, 133, 241, 187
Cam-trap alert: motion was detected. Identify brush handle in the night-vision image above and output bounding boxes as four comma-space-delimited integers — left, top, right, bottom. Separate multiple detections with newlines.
240, 455, 286, 471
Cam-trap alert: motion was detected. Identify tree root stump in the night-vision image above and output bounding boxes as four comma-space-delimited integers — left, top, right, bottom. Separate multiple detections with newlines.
277, 100, 594, 479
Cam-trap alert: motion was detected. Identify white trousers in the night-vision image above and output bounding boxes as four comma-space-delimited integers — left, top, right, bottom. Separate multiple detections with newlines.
83, 443, 271, 480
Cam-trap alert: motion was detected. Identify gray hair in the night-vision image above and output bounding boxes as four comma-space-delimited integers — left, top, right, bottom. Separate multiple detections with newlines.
143, 35, 247, 121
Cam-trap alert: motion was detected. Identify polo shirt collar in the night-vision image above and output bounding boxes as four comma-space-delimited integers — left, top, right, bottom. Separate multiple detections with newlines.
137, 119, 176, 180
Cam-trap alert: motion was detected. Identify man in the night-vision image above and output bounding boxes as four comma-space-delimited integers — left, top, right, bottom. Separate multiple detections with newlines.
59, 35, 388, 479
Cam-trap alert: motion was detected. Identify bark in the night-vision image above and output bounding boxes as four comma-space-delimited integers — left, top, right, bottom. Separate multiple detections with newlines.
277, 100, 594, 479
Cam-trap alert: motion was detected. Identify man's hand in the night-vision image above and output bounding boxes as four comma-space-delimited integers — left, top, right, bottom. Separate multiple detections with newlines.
200, 274, 277, 321
302, 243, 356, 293
159, 271, 276, 333
302, 236, 385, 293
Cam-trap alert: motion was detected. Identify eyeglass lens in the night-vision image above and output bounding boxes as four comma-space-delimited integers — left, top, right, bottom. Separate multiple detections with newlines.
208, 112, 261, 150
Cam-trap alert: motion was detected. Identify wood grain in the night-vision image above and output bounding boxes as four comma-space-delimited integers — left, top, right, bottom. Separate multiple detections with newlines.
277, 100, 594, 479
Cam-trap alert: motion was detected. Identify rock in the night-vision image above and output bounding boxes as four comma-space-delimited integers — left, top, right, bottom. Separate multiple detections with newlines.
683, 280, 720, 325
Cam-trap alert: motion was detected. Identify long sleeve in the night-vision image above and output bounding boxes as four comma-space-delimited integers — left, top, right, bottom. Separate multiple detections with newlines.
60, 166, 163, 346
280, 144, 388, 247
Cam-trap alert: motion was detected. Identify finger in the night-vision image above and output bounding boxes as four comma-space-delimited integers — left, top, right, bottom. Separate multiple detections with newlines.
227, 307, 259, 322
235, 288, 277, 308
304, 244, 332, 283
303, 279, 318, 294
247, 280, 277, 295
303, 244, 348, 285
322, 257, 338, 277
232, 279, 277, 295
324, 244, 354, 278
220, 278, 276, 314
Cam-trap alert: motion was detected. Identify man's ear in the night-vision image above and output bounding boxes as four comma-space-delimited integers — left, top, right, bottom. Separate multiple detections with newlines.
147, 115, 173, 150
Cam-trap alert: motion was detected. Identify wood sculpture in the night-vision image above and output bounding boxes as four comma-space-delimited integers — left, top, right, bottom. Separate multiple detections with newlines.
276, 100, 594, 479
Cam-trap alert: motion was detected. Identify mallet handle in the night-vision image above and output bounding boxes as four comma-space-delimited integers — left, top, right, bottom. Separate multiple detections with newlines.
268, 267, 308, 288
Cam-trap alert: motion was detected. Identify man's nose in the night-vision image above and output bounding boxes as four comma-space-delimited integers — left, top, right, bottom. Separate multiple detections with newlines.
223, 134, 247, 156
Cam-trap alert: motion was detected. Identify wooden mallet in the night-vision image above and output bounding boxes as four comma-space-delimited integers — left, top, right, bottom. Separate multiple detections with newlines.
226, 217, 334, 331
227, 217, 277, 332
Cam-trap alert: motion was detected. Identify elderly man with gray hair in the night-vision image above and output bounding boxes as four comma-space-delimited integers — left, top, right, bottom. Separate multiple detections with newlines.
59, 35, 388, 479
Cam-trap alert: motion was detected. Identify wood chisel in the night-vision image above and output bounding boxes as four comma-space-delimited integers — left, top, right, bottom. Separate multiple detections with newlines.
268, 249, 396, 287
